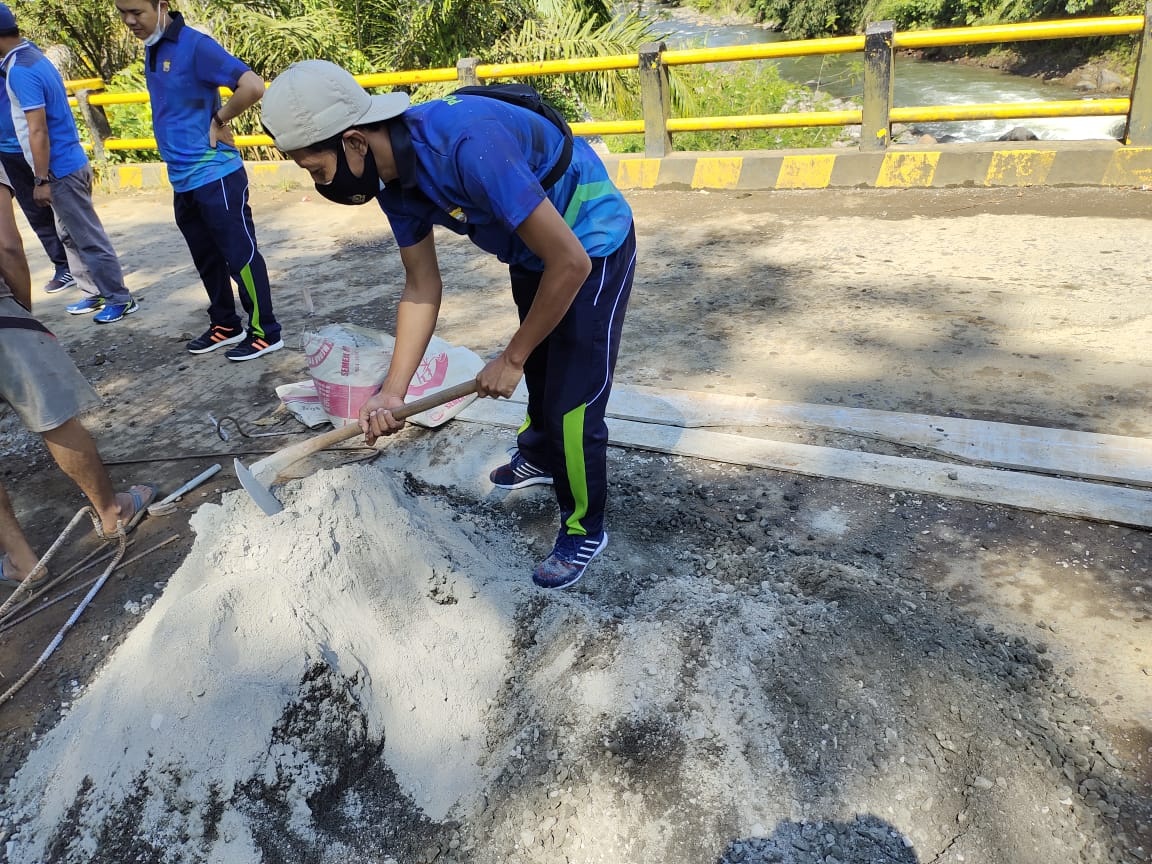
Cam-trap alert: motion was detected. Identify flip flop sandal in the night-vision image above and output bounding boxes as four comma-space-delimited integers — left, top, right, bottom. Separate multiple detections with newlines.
0, 556, 21, 589
122, 483, 160, 534
96, 483, 160, 540
0, 554, 48, 589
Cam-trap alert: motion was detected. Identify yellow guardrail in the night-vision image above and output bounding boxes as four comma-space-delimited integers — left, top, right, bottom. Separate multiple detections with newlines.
64, 77, 105, 92
64, 12, 1150, 156
890, 99, 1132, 124
894, 15, 1144, 47
475, 54, 640, 77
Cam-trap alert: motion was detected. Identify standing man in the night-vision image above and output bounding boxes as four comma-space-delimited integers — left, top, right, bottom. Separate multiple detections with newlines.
114, 0, 283, 360
0, 80, 74, 295
262, 61, 636, 589
0, 161, 155, 587
0, 3, 138, 324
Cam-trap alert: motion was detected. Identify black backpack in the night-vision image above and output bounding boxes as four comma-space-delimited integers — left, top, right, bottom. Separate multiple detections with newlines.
450, 83, 574, 189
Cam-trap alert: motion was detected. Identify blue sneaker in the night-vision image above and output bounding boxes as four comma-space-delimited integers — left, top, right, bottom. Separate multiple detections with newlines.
66, 296, 104, 315
532, 530, 608, 589
93, 299, 139, 324
490, 449, 553, 490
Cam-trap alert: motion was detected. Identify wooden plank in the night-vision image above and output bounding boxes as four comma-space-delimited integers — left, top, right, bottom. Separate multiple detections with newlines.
457, 399, 1152, 529
498, 384, 1152, 488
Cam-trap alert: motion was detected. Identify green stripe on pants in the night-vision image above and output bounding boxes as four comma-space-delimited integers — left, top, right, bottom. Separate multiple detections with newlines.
562, 403, 589, 535
239, 263, 262, 338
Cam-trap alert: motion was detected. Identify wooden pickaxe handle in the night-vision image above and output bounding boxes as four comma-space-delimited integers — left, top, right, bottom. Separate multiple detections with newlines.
249, 379, 480, 482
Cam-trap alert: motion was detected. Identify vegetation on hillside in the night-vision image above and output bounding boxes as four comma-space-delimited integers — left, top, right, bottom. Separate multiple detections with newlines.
661, 0, 1139, 45
607, 62, 850, 152
13, 0, 844, 155
736, 0, 1144, 38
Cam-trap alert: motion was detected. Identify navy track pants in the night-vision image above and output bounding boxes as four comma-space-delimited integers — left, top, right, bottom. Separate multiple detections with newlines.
510, 222, 636, 538
173, 166, 280, 341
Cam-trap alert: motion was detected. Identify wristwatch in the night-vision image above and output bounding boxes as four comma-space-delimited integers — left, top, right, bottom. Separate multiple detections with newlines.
213, 111, 229, 128
33, 175, 51, 186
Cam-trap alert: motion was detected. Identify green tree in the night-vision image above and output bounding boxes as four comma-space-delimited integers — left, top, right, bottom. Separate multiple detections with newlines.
16, 0, 668, 152
11, 0, 137, 79
750, 0, 867, 37
481, 0, 658, 117
607, 61, 848, 152
181, 0, 370, 75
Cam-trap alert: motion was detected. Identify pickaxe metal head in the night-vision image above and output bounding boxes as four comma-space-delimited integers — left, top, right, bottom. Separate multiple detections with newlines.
234, 458, 284, 516
233, 379, 480, 516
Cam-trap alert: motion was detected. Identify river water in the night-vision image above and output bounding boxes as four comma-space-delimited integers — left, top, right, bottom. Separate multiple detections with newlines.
651, 13, 1124, 142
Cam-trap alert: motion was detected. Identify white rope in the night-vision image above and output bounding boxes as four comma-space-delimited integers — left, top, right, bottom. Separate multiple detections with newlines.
0, 535, 179, 635
0, 507, 127, 707
0, 507, 97, 620
0, 540, 136, 626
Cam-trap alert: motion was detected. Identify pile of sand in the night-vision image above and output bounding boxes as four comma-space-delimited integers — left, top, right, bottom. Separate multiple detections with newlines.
0, 441, 807, 862
0, 427, 1141, 863
2, 464, 527, 861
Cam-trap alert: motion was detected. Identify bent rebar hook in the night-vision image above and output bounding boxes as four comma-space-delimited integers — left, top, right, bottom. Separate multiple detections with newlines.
209, 414, 310, 442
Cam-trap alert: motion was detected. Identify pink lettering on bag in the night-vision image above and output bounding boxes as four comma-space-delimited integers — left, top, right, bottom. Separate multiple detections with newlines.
305, 338, 335, 369
407, 353, 449, 397
314, 381, 382, 421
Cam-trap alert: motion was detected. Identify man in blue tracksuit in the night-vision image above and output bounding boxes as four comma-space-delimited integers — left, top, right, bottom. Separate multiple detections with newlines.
0, 81, 74, 295
0, 5, 138, 324
115, 0, 282, 360
262, 60, 636, 589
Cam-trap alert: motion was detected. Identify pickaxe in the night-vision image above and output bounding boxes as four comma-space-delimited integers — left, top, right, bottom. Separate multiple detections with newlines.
235, 379, 479, 515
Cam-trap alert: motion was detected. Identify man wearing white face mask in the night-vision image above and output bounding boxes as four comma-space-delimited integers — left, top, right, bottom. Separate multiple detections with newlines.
114, 0, 283, 360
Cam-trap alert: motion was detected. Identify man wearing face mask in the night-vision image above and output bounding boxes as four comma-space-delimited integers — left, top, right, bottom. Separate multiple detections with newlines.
262, 60, 636, 590
0, 4, 138, 324
114, 0, 282, 360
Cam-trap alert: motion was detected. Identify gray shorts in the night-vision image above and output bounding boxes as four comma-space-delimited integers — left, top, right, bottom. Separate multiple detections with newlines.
0, 297, 100, 433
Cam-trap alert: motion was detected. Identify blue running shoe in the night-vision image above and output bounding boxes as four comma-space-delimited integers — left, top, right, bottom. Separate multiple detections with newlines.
66, 296, 104, 315
93, 299, 139, 324
532, 530, 608, 589
490, 449, 553, 490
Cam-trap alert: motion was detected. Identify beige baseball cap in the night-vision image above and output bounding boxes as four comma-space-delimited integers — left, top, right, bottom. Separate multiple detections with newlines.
262, 59, 410, 151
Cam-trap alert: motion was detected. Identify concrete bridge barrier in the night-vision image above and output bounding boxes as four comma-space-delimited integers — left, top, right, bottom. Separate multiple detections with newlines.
101, 140, 1152, 195
607, 141, 1152, 190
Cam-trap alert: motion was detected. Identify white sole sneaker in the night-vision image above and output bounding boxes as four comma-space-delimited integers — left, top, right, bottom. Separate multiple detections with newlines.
188, 329, 247, 354
226, 338, 285, 362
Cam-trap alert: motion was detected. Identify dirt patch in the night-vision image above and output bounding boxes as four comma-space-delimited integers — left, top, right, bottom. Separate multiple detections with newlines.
0, 185, 1150, 863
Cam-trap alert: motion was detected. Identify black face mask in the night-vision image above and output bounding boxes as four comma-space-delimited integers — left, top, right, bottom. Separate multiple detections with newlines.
314, 141, 379, 206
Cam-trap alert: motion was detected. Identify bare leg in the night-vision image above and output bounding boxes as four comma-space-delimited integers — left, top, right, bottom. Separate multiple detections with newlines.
0, 481, 39, 581
40, 417, 126, 536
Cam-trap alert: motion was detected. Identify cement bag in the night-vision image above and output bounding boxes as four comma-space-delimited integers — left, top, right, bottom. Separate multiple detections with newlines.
273, 381, 328, 429
302, 323, 482, 428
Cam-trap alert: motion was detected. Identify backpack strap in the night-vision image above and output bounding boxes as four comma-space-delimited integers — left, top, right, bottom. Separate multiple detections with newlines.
0, 315, 53, 336
538, 135, 573, 191
450, 84, 574, 190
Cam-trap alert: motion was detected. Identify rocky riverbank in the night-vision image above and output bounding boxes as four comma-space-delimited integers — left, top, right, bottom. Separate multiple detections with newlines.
907, 45, 1135, 96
